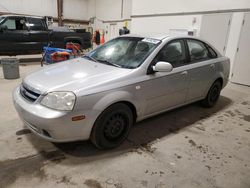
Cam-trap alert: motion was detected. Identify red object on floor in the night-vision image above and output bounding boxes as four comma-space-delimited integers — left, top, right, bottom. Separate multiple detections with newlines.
51, 51, 70, 62
100, 33, 105, 44
66, 42, 81, 55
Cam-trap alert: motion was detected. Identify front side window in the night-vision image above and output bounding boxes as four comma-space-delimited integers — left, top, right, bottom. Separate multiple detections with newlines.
27, 18, 45, 31
2, 17, 27, 30
153, 40, 186, 68
187, 39, 210, 62
87, 37, 161, 69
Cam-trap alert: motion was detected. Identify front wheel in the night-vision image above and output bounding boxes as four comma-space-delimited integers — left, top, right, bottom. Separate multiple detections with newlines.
90, 103, 133, 149
201, 80, 222, 108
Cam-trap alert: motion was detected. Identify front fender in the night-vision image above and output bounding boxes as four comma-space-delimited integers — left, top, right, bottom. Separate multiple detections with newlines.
93, 90, 140, 117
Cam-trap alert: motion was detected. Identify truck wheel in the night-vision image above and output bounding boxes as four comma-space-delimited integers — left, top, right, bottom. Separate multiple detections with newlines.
90, 103, 133, 149
201, 80, 222, 108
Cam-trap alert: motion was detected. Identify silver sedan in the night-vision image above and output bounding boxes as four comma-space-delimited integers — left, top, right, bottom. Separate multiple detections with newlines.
13, 34, 230, 149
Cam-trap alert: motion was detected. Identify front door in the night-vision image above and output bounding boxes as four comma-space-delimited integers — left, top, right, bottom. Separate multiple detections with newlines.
0, 16, 30, 55
142, 39, 190, 116
26, 17, 49, 53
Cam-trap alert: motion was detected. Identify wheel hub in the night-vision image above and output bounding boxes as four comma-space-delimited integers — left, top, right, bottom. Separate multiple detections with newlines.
104, 114, 126, 140
210, 86, 219, 102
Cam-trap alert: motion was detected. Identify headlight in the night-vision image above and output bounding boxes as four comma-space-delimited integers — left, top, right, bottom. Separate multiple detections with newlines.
41, 91, 76, 111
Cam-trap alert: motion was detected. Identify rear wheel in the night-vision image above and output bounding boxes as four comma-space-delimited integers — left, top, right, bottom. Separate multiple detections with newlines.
201, 80, 222, 108
90, 103, 133, 149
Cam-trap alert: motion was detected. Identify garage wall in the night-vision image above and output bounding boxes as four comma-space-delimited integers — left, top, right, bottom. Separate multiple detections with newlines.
225, 13, 245, 76
63, 0, 88, 20
131, 0, 250, 35
131, 15, 201, 36
132, 0, 250, 15
0, 0, 57, 17
0, 0, 89, 20
88, 0, 132, 41
88, 0, 132, 20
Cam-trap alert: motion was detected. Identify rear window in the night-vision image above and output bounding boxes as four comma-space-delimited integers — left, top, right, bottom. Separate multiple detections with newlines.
187, 39, 210, 62
27, 18, 45, 31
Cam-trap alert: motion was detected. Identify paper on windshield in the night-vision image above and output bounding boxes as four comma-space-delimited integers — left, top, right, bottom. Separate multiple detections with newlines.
142, 38, 161, 44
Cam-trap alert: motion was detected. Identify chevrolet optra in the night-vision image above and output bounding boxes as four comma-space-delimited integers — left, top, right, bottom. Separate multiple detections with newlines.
13, 34, 230, 149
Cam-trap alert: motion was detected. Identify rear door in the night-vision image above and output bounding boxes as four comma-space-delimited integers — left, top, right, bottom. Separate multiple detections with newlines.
185, 39, 218, 102
26, 17, 49, 52
0, 16, 30, 55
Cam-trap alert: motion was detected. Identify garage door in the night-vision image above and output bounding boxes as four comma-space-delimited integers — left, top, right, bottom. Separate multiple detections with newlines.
231, 13, 250, 86
200, 13, 232, 55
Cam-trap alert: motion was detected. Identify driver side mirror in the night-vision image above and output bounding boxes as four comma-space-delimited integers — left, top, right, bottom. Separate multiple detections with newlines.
0, 25, 7, 31
152, 61, 173, 72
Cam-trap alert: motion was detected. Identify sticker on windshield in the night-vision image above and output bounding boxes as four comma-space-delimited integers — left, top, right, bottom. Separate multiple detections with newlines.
142, 38, 161, 44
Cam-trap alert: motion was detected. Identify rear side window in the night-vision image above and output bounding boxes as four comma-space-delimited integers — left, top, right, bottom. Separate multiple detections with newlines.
187, 39, 210, 62
154, 40, 186, 68
27, 18, 45, 31
206, 44, 217, 58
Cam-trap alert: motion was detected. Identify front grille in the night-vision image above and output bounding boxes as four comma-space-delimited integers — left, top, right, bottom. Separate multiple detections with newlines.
20, 84, 40, 102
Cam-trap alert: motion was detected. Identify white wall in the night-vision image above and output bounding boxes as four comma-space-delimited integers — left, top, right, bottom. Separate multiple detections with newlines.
63, 0, 88, 20
0, 0, 89, 20
87, 0, 132, 41
131, 15, 201, 36
0, 0, 57, 17
87, 0, 132, 20
95, 0, 122, 21
132, 0, 250, 15
225, 13, 245, 76
131, 0, 250, 35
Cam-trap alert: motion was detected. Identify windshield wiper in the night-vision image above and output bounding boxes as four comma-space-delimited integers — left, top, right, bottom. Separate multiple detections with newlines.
83, 55, 98, 62
96, 59, 122, 68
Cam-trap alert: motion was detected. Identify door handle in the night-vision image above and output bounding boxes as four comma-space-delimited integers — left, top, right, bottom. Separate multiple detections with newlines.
180, 71, 188, 75
210, 64, 215, 69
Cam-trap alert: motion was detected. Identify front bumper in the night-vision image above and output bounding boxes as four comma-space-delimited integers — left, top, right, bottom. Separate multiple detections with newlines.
13, 86, 97, 142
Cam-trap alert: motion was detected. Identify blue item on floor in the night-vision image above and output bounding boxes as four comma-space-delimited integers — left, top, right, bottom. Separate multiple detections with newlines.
43, 47, 72, 64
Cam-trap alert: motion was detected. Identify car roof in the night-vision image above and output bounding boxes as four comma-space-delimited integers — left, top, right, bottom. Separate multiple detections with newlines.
122, 33, 169, 40
121, 33, 203, 41
0, 14, 43, 19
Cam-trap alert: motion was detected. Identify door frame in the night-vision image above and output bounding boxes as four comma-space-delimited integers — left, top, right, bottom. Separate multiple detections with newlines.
231, 12, 250, 86
200, 13, 232, 55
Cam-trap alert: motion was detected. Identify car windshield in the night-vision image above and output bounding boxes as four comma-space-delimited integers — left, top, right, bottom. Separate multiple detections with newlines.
85, 37, 161, 69
0, 17, 5, 24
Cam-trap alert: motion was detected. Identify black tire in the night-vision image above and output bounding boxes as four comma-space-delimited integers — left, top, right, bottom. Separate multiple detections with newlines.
90, 103, 133, 149
201, 80, 222, 108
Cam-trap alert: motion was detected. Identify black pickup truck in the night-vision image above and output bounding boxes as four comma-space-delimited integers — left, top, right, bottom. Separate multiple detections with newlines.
0, 15, 92, 55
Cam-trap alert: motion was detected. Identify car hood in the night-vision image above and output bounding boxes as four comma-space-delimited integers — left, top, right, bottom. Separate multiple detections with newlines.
23, 58, 133, 95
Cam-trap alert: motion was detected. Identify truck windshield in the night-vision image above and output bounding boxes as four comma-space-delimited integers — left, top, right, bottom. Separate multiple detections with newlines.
85, 37, 161, 69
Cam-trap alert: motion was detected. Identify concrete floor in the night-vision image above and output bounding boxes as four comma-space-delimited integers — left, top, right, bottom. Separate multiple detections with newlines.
0, 63, 250, 188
